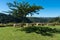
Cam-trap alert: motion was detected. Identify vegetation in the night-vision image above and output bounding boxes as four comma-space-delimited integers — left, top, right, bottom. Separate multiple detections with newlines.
0, 13, 60, 23
0, 0, 60, 40
6, 1, 43, 18
0, 26, 59, 40
0, 1, 60, 23
4, 1, 43, 23
0, 1, 43, 23
0, 13, 32, 23
21, 26, 57, 36
48, 17, 60, 23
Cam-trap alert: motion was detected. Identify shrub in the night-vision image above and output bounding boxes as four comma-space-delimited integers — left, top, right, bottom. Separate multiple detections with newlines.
21, 26, 59, 36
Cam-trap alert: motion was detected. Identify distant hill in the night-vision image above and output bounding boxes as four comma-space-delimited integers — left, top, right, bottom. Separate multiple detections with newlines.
28, 17, 52, 23
0, 13, 59, 23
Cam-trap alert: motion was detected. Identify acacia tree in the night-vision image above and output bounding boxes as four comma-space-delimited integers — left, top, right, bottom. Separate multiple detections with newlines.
6, 1, 43, 18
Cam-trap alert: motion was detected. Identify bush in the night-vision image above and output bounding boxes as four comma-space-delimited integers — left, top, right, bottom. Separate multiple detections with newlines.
21, 26, 38, 33
21, 26, 59, 36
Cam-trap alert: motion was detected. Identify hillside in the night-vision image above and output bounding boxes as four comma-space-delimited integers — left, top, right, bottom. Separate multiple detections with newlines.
0, 13, 59, 23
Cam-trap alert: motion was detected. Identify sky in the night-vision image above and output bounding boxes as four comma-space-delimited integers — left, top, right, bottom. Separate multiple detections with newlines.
0, 0, 60, 17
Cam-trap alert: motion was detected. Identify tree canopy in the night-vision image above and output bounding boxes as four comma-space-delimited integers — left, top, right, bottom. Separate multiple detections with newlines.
6, 1, 43, 18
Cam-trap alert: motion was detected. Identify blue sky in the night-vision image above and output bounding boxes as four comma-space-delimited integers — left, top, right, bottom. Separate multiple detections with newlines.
0, 0, 60, 17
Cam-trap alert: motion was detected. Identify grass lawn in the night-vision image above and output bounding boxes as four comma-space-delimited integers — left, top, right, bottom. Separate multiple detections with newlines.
0, 26, 60, 40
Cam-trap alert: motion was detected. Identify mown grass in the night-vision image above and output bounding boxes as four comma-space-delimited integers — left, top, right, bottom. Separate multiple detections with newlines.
0, 26, 60, 40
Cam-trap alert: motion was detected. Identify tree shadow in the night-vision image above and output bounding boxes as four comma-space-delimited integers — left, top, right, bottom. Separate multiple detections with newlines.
18, 26, 60, 37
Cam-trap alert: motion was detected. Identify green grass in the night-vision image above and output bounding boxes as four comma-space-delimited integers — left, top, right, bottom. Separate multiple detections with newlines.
0, 26, 60, 40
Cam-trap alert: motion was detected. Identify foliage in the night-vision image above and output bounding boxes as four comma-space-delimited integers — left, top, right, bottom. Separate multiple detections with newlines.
0, 13, 60, 23
0, 13, 32, 23
6, 1, 43, 18
0, 26, 60, 40
21, 26, 60, 36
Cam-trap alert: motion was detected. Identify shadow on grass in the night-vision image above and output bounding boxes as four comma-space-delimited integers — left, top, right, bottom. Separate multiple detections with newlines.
17, 26, 60, 37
